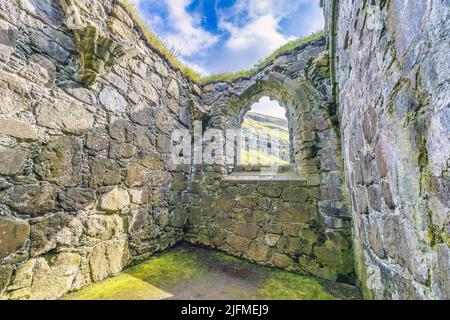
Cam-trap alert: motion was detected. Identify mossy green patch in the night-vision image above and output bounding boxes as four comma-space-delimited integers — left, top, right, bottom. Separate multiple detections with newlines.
64, 245, 360, 300
65, 274, 173, 300
125, 249, 207, 288
258, 271, 337, 300
65, 249, 206, 300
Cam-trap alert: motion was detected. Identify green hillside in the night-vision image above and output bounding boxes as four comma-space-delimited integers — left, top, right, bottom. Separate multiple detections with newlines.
240, 112, 290, 165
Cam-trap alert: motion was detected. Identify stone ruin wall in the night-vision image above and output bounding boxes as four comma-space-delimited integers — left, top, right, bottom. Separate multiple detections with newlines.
323, 0, 450, 299
183, 38, 355, 283
0, 0, 448, 301
0, 0, 196, 299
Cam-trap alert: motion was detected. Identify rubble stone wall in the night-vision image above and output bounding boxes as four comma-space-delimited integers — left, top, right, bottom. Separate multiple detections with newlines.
0, 0, 448, 301
323, 0, 450, 299
0, 0, 196, 299
183, 38, 354, 282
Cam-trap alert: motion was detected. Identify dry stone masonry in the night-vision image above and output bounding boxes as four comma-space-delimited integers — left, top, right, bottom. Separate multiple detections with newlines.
323, 0, 450, 299
0, 0, 194, 299
0, 0, 448, 300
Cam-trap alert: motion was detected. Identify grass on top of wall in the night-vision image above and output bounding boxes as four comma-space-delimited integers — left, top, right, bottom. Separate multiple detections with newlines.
201, 32, 324, 83
118, 0, 203, 82
118, 0, 323, 84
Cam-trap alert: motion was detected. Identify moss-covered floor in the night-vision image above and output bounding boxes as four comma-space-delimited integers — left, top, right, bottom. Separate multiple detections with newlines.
65, 245, 361, 300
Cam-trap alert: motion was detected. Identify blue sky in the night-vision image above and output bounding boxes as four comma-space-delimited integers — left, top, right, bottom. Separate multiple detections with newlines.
131, 0, 324, 76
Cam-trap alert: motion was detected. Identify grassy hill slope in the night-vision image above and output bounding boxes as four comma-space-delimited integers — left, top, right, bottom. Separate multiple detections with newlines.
240, 112, 289, 165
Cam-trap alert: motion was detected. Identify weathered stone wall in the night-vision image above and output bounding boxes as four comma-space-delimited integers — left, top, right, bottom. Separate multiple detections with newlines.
182, 38, 355, 282
185, 168, 354, 282
323, 0, 450, 299
1, 0, 448, 301
0, 0, 197, 299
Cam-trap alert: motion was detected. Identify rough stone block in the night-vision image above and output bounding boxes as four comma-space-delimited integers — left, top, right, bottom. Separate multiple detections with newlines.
238, 197, 258, 209
109, 119, 134, 143
88, 240, 129, 282
58, 188, 96, 211
0, 218, 30, 259
258, 186, 282, 198
281, 187, 309, 202
35, 136, 83, 187
83, 214, 125, 240
36, 99, 94, 135
99, 187, 130, 212
247, 242, 271, 262
30, 213, 83, 257
0, 72, 30, 115
234, 223, 258, 239
226, 234, 249, 252
367, 184, 383, 212
273, 253, 293, 268
0, 146, 28, 176
126, 163, 147, 187
0, 119, 38, 141
89, 157, 122, 187
0, 184, 57, 216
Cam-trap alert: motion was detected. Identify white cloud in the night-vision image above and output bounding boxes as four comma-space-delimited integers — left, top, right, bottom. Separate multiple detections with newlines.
225, 15, 290, 52
156, 0, 218, 56
132, 0, 324, 74
250, 96, 287, 119
207, 0, 323, 73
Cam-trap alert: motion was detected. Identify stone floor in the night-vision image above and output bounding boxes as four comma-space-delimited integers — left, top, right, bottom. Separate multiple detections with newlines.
65, 244, 361, 300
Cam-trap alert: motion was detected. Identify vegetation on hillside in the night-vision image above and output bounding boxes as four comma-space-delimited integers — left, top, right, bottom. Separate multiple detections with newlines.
118, 0, 323, 84
240, 112, 289, 165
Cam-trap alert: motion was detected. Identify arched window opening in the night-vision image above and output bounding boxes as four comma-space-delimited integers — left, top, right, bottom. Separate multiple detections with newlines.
238, 96, 291, 165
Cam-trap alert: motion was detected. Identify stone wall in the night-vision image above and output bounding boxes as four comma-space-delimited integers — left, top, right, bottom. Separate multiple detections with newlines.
1, 0, 448, 301
323, 0, 450, 299
185, 167, 354, 282
183, 38, 355, 282
0, 0, 197, 299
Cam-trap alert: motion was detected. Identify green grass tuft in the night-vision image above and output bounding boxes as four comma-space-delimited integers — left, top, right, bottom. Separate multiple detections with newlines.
258, 270, 337, 300
201, 32, 324, 83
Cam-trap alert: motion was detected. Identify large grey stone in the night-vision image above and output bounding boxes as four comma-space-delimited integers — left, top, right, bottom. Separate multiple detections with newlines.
35, 136, 83, 187
58, 188, 96, 211
28, 252, 81, 300
30, 213, 83, 257
88, 240, 129, 282
29, 30, 70, 63
99, 87, 127, 113
167, 79, 180, 100
0, 119, 38, 141
83, 214, 125, 241
0, 146, 28, 176
36, 99, 94, 135
99, 187, 130, 212
20, 54, 56, 86
0, 20, 18, 62
0, 218, 30, 259
130, 106, 153, 126
0, 184, 57, 216
108, 119, 134, 143
0, 72, 30, 115
89, 157, 122, 187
